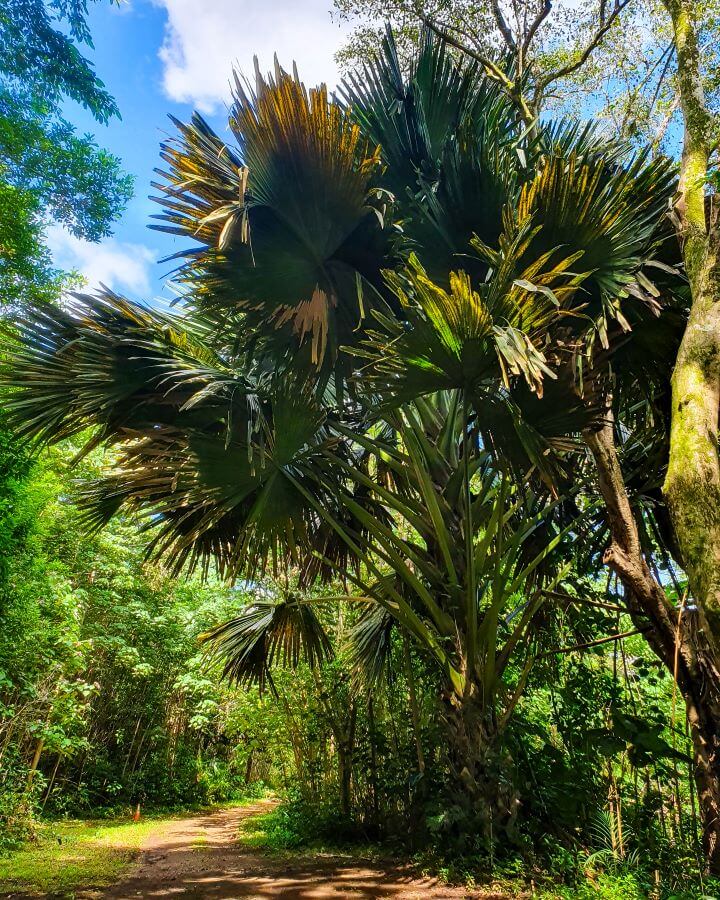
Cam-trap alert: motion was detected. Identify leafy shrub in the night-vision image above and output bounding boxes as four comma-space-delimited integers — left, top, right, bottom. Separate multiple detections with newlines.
243, 795, 356, 851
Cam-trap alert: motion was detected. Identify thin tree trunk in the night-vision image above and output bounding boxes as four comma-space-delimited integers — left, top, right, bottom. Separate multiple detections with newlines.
338, 747, 351, 819
402, 634, 425, 773
122, 717, 143, 778
277, 687, 307, 786
367, 696, 379, 829
41, 755, 62, 812
26, 737, 45, 791
585, 412, 720, 872
338, 702, 357, 819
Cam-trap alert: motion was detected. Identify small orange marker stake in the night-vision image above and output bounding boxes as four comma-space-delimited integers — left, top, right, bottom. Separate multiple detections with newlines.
133, 803, 141, 822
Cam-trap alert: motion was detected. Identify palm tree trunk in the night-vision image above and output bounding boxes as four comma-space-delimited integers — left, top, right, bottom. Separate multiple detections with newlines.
441, 688, 518, 843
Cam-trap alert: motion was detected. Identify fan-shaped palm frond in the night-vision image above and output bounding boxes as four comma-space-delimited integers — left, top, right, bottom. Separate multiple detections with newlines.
341, 26, 523, 282
351, 234, 583, 425
346, 601, 396, 690
1, 293, 352, 579
152, 60, 400, 373
201, 596, 334, 693
341, 25, 493, 195
2, 291, 252, 447
342, 25, 682, 371
79, 387, 337, 580
513, 147, 678, 346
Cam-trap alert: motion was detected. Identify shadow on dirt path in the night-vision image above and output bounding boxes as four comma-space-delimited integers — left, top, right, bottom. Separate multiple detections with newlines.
98, 800, 502, 899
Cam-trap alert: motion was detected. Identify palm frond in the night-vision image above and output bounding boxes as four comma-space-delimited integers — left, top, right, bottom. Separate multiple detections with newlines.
346, 601, 396, 691
1, 291, 251, 447
514, 146, 678, 346
342, 26, 524, 281
1, 294, 353, 580
152, 59, 400, 372
77, 383, 344, 580
355, 245, 573, 405
201, 597, 334, 692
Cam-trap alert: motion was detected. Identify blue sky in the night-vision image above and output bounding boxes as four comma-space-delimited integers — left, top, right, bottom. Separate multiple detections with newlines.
49, 0, 351, 305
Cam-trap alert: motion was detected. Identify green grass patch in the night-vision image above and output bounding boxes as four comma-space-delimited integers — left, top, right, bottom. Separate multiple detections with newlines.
0, 796, 268, 896
0, 817, 161, 896
238, 809, 277, 850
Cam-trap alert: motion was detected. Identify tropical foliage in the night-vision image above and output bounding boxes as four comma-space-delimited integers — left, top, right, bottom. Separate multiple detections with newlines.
2, 20, 685, 825
3, 6, 720, 897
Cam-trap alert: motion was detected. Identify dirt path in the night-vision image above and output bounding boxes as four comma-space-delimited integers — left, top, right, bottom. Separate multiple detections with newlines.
100, 801, 501, 899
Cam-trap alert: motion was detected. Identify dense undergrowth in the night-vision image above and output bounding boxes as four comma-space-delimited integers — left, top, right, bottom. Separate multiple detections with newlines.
241, 798, 718, 899
0, 438, 283, 849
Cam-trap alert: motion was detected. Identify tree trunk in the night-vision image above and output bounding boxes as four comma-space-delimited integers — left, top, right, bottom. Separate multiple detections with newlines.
26, 736, 45, 791
338, 745, 352, 819
367, 695, 379, 829
311, 669, 357, 819
662, 0, 720, 625
402, 633, 425, 773
664, 229, 720, 625
585, 413, 720, 872
441, 689, 518, 846
337, 701, 357, 819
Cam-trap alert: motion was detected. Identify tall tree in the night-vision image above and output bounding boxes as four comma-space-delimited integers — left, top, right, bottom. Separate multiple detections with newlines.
0, 0, 132, 307
661, 0, 720, 633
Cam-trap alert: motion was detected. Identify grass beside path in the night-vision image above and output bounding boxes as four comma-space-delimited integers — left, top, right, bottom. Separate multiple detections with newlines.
0, 798, 266, 897
0, 815, 169, 897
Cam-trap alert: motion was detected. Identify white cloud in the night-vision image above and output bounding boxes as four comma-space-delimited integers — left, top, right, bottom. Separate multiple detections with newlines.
111, 0, 136, 14
46, 226, 156, 297
153, 0, 349, 113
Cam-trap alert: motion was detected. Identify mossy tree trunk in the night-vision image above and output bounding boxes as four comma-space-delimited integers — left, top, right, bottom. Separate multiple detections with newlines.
657, 2, 720, 868
662, 0, 720, 630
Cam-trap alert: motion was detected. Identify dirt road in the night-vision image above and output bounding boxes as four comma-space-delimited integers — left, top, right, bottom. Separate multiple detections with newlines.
101, 801, 499, 899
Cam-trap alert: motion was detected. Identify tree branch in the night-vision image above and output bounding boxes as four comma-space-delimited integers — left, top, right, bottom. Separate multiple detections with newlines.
492, 0, 517, 51
543, 627, 650, 657
522, 0, 551, 54
541, 589, 629, 614
533, 0, 635, 105
416, 11, 537, 126
651, 94, 681, 151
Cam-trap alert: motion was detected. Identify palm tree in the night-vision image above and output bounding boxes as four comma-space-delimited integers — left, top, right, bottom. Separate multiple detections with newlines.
201, 389, 579, 826
2, 28, 682, 835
